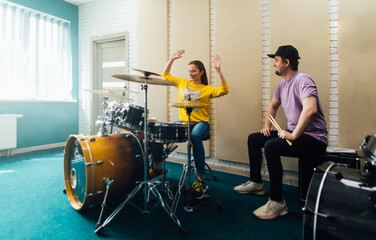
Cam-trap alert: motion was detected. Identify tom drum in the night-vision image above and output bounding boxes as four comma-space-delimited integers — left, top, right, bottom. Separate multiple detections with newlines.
115, 103, 145, 130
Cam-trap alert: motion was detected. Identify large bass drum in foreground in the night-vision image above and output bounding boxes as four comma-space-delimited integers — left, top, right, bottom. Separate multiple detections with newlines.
64, 132, 144, 210
303, 162, 376, 240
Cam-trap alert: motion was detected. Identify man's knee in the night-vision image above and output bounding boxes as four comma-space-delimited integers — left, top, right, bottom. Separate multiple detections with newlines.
264, 139, 282, 158
248, 132, 262, 146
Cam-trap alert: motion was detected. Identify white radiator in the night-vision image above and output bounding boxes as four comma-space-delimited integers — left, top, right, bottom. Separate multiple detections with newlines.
0, 114, 22, 151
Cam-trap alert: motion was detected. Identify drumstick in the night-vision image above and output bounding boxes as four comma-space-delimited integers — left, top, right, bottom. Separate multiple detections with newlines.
267, 115, 293, 146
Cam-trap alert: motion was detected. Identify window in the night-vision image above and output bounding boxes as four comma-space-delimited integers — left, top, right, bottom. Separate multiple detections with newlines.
0, 1, 72, 100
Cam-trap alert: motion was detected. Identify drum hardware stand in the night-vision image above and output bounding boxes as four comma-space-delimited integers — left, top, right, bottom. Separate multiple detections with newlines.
360, 162, 376, 188
360, 137, 376, 187
302, 206, 334, 220
106, 101, 118, 135
156, 143, 178, 200
164, 144, 178, 174
96, 177, 113, 228
171, 107, 223, 214
95, 71, 186, 235
96, 117, 108, 137
171, 106, 193, 214
190, 158, 218, 181
95, 96, 110, 137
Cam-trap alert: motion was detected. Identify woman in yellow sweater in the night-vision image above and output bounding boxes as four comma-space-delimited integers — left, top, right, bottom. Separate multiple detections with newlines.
151, 49, 229, 193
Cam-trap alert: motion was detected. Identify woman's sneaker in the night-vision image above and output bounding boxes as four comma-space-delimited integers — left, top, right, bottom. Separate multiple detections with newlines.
191, 180, 207, 199
253, 198, 288, 220
233, 181, 266, 195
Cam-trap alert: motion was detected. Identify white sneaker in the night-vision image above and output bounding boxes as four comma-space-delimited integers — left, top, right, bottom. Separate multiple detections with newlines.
253, 198, 288, 220
233, 181, 266, 195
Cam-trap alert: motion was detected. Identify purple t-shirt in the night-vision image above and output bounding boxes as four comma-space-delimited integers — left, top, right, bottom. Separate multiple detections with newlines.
274, 71, 328, 144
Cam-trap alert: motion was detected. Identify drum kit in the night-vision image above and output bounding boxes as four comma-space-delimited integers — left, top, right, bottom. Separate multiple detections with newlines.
303, 134, 376, 240
63, 68, 209, 235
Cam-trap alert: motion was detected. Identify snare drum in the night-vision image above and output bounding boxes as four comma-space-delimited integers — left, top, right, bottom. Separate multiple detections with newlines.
303, 161, 376, 240
115, 103, 145, 130
64, 132, 144, 210
150, 122, 188, 143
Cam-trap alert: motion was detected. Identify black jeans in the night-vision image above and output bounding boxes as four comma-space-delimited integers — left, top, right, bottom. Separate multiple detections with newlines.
247, 131, 327, 202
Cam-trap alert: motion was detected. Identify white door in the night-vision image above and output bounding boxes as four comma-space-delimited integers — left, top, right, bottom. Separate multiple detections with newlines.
92, 38, 129, 134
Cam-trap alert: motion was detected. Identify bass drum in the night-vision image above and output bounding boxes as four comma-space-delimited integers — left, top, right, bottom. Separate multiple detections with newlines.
303, 161, 376, 240
64, 132, 144, 210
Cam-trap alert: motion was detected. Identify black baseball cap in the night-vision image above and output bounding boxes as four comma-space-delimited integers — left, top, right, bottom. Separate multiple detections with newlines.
267, 45, 300, 61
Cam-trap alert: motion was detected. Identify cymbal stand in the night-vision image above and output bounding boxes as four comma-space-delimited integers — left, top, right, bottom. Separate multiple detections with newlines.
171, 107, 194, 213
95, 73, 185, 235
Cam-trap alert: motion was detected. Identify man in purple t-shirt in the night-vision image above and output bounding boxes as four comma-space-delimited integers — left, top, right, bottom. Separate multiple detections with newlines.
234, 45, 328, 220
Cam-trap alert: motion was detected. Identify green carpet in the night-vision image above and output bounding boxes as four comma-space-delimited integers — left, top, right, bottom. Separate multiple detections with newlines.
0, 148, 304, 240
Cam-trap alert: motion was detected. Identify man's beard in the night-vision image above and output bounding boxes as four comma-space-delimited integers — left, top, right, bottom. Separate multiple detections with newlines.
275, 70, 281, 76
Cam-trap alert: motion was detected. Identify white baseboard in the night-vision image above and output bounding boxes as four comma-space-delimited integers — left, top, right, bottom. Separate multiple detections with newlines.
0, 142, 65, 157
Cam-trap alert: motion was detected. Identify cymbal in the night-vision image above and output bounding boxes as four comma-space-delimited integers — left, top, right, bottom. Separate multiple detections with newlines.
147, 117, 158, 123
170, 101, 208, 109
106, 87, 140, 94
112, 74, 177, 86
83, 89, 132, 101
132, 68, 161, 77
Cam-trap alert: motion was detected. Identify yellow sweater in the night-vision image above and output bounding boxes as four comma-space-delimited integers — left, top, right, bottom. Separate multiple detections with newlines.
162, 71, 229, 124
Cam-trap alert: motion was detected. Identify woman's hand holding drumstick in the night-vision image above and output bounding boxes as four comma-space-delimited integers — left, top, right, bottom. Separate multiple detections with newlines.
267, 115, 293, 146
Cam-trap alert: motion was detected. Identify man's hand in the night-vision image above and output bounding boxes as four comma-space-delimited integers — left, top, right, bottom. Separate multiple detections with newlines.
260, 127, 273, 137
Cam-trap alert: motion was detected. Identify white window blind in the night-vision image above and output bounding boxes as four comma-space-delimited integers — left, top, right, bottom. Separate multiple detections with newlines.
0, 0, 72, 100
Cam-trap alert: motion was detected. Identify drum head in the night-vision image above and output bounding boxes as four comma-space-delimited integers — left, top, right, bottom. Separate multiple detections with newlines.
303, 162, 376, 239
67, 138, 87, 205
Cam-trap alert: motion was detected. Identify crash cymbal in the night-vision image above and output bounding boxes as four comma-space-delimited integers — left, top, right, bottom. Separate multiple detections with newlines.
112, 74, 177, 86
170, 101, 208, 109
83, 89, 133, 101
132, 68, 161, 77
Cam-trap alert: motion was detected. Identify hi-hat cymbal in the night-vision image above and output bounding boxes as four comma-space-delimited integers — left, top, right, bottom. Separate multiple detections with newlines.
170, 101, 208, 109
112, 74, 177, 86
83, 89, 133, 101
132, 68, 161, 77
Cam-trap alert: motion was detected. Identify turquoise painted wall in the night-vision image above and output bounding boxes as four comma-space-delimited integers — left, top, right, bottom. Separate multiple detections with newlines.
0, 0, 78, 148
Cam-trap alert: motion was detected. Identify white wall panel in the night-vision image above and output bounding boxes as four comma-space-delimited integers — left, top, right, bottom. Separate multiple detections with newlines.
338, 0, 376, 148
215, 0, 262, 163
137, 0, 168, 122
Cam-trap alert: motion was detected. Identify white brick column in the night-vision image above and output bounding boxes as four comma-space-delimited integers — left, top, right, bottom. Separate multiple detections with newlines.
329, 0, 339, 147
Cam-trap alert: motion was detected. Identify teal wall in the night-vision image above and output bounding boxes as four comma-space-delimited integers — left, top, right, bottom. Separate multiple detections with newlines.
0, 0, 78, 148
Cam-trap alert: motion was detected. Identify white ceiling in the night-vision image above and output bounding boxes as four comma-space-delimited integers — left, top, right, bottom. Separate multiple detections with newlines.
64, 0, 94, 6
